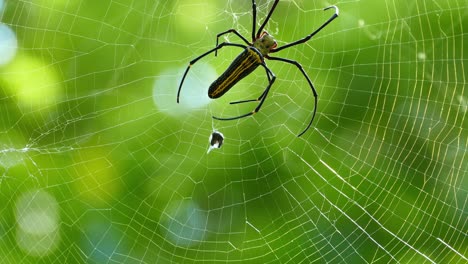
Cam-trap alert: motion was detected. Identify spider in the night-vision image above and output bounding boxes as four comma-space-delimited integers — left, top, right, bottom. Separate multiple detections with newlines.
177, 0, 339, 137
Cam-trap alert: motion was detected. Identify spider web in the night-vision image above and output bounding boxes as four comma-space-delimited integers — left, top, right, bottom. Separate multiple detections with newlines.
0, 0, 466, 263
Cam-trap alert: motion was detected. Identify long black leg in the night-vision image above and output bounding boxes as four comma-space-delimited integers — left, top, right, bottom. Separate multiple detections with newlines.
256, 0, 279, 38
229, 66, 271, 105
177, 42, 247, 103
271, 5, 339, 53
267, 56, 317, 137
215, 29, 250, 56
251, 0, 257, 42
212, 63, 276, 120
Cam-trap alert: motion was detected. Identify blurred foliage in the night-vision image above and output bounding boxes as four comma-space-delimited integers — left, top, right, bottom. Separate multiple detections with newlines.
0, 0, 466, 263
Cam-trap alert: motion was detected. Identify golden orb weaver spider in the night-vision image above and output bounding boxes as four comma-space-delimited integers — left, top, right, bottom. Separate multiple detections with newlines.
177, 0, 339, 137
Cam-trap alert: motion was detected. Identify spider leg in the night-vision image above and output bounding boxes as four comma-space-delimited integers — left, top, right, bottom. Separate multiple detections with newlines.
212, 63, 275, 120
267, 56, 317, 137
177, 42, 247, 103
271, 5, 339, 53
251, 0, 257, 42
229, 66, 271, 105
215, 29, 250, 56
255, 0, 280, 39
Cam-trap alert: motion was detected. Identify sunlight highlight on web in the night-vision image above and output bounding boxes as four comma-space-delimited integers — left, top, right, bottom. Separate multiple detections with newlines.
153, 63, 216, 116
15, 190, 60, 257
161, 200, 208, 247
0, 24, 17, 65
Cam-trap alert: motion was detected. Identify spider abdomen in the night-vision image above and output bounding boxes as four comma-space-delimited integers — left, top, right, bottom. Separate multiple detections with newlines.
208, 46, 264, 99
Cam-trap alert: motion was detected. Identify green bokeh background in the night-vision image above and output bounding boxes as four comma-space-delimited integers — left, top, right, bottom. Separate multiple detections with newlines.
0, 0, 466, 263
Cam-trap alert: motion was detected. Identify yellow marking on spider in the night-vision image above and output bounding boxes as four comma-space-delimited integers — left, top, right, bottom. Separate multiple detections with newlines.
210, 48, 262, 98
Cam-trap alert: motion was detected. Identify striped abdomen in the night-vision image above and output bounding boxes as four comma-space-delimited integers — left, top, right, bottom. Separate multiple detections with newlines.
208, 46, 264, 99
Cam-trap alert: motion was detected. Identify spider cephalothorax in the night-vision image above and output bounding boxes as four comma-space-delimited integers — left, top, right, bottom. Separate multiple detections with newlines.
253, 32, 277, 56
